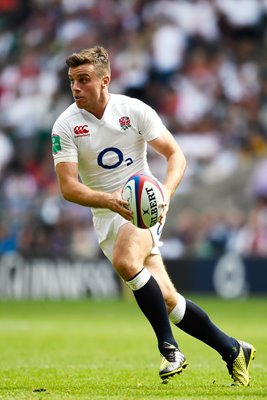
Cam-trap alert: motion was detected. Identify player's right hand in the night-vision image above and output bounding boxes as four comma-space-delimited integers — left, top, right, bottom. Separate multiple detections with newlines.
106, 188, 133, 221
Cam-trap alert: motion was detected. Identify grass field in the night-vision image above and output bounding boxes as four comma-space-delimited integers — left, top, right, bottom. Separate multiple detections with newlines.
0, 296, 266, 400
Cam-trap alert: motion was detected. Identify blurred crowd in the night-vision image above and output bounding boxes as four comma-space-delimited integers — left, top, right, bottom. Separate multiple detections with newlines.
0, 0, 267, 259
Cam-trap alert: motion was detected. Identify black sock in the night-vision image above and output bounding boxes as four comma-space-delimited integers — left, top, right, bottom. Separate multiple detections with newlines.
133, 275, 178, 353
177, 299, 239, 361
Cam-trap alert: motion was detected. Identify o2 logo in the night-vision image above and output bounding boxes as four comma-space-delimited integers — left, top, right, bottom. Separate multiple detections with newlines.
97, 147, 133, 170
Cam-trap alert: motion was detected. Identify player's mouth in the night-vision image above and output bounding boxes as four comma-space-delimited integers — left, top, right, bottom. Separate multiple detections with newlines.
74, 96, 86, 106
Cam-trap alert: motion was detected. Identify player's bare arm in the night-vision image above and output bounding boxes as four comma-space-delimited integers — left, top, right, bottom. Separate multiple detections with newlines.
149, 129, 186, 220
55, 161, 132, 220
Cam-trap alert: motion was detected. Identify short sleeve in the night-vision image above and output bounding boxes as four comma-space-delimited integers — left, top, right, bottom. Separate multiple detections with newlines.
137, 102, 167, 141
51, 120, 78, 166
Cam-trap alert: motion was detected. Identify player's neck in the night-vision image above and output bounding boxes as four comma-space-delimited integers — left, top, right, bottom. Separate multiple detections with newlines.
87, 92, 110, 120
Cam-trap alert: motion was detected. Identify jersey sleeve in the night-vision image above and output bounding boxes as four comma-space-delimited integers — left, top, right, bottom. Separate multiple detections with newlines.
51, 120, 78, 166
137, 102, 167, 141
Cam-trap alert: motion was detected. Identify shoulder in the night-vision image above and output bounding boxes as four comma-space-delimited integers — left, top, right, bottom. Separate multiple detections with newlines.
110, 93, 148, 111
53, 103, 81, 127
109, 94, 155, 126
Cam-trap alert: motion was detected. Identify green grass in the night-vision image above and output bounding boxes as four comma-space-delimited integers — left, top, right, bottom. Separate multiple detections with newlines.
0, 296, 266, 399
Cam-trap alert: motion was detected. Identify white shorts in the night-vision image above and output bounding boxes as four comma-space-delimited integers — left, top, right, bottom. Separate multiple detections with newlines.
93, 212, 164, 263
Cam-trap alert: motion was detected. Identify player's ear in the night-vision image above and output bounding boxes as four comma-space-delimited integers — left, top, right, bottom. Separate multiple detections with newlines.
102, 75, 110, 88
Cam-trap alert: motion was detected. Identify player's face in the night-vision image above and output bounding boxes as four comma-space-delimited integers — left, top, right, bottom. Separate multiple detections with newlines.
68, 64, 109, 114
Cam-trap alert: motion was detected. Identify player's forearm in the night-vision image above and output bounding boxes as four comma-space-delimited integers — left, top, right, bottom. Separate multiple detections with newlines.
60, 179, 132, 219
60, 179, 111, 209
163, 150, 186, 199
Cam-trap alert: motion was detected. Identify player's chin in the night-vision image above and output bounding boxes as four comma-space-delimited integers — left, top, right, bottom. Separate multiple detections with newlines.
74, 98, 86, 108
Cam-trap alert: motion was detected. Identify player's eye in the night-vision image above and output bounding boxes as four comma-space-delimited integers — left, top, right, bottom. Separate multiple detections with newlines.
80, 78, 89, 84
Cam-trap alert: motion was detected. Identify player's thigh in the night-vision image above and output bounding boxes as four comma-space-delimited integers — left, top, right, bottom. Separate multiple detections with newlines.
112, 222, 153, 279
145, 254, 178, 312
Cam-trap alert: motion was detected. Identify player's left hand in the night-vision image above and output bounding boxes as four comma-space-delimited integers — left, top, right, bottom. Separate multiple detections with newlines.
159, 186, 171, 224
159, 202, 168, 224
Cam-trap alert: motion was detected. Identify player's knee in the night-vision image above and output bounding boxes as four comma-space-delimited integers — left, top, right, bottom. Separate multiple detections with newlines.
112, 252, 137, 280
112, 253, 127, 271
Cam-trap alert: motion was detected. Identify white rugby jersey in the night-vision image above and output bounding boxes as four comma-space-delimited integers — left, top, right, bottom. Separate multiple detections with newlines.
52, 93, 166, 216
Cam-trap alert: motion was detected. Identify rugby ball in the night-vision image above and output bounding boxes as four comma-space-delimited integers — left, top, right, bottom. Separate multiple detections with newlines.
122, 173, 165, 229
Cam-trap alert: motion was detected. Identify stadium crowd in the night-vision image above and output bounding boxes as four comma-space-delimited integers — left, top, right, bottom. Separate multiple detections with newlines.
0, 0, 267, 259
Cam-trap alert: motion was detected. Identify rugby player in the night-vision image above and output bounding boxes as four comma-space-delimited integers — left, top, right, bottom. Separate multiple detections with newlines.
51, 46, 255, 385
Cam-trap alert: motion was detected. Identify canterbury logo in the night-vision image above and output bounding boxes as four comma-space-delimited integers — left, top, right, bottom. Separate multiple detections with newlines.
74, 125, 90, 136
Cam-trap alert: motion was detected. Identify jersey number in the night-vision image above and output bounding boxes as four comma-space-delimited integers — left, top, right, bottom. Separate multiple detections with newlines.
97, 147, 133, 169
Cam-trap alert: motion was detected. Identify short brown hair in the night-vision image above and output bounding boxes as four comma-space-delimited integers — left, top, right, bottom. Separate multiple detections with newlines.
66, 46, 111, 77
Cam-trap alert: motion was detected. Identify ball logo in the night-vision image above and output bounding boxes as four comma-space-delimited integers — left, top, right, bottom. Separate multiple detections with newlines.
74, 125, 90, 136
142, 208, 149, 216
121, 173, 164, 229
145, 187, 158, 227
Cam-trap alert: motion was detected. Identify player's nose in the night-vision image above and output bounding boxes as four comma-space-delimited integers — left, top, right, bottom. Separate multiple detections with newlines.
72, 81, 81, 91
